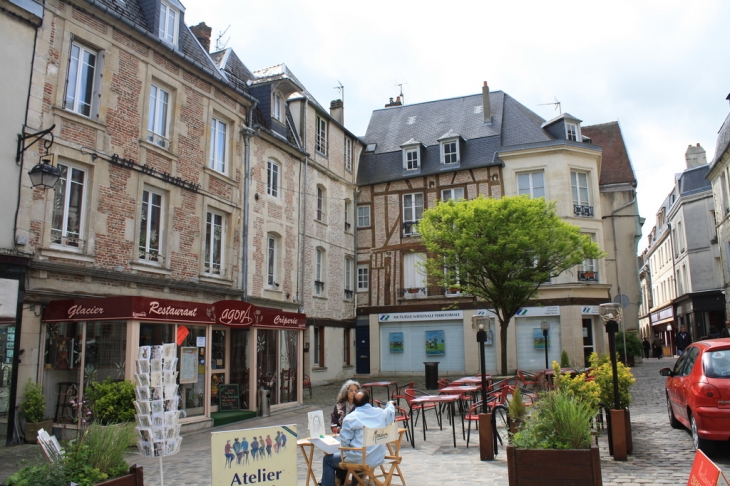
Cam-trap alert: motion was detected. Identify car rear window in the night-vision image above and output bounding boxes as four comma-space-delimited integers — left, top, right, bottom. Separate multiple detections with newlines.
703, 349, 730, 378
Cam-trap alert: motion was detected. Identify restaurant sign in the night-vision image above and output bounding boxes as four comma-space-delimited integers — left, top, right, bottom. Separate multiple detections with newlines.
43, 296, 306, 330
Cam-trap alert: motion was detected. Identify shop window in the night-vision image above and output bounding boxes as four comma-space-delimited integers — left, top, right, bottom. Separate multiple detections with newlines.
229, 329, 250, 409
257, 329, 279, 405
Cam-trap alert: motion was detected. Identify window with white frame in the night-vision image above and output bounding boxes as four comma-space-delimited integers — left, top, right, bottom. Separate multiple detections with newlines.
266, 234, 279, 288
344, 200, 351, 232
209, 117, 227, 173
566, 123, 580, 141
444, 263, 462, 295
517, 171, 545, 199
403, 147, 419, 170
204, 211, 224, 275
441, 139, 459, 164
403, 193, 424, 235
344, 257, 353, 300
313, 326, 324, 366
580, 233, 596, 278
51, 163, 86, 250
273, 91, 282, 121
678, 220, 685, 251
357, 265, 369, 291
316, 115, 327, 155
441, 187, 464, 202
571, 171, 590, 206
139, 188, 164, 263
403, 252, 427, 291
64, 41, 102, 118
147, 84, 170, 148
357, 205, 370, 228
267, 160, 280, 198
344, 138, 352, 171
314, 248, 325, 295
158, 1, 179, 45
316, 186, 326, 222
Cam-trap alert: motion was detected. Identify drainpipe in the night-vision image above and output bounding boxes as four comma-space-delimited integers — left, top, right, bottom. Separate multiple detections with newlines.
298, 98, 310, 313
240, 100, 258, 302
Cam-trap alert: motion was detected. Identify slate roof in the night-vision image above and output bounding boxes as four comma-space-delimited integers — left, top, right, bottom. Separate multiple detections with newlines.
678, 165, 711, 195
581, 122, 636, 186
91, 0, 148, 29
710, 112, 730, 170
357, 90, 563, 186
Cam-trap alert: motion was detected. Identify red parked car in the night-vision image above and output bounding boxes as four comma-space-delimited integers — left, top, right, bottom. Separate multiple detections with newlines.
660, 338, 730, 451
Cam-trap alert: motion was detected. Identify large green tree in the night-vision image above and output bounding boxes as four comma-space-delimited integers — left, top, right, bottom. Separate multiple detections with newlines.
418, 195, 604, 375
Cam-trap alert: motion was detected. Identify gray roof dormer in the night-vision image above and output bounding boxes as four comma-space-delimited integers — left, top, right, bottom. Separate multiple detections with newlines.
541, 113, 583, 141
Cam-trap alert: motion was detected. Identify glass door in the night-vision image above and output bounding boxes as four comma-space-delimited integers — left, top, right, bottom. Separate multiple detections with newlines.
176, 325, 206, 418
210, 329, 228, 411
256, 330, 279, 405
229, 329, 250, 410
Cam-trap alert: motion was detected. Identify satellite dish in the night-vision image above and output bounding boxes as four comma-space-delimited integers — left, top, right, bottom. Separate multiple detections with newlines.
614, 293, 630, 309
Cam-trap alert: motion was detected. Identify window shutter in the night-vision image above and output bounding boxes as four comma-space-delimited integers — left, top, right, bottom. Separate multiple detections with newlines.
62, 34, 75, 110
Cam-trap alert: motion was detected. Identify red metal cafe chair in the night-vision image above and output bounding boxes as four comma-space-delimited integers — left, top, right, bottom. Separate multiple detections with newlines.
391, 381, 414, 407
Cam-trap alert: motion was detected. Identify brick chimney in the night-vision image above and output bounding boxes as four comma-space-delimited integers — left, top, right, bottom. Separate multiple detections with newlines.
482, 81, 492, 124
385, 96, 402, 108
190, 22, 212, 53
685, 143, 707, 169
330, 99, 343, 124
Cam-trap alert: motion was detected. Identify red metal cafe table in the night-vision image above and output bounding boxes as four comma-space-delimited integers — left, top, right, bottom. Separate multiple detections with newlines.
408, 394, 462, 448
361, 381, 397, 403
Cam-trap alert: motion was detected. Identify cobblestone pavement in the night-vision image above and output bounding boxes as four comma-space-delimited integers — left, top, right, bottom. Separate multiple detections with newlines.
2, 358, 729, 485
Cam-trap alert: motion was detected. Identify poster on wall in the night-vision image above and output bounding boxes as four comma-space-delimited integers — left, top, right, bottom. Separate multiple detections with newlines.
180, 347, 198, 384
533, 328, 549, 349
389, 332, 404, 353
425, 330, 445, 355
485, 330, 493, 346
211, 425, 298, 486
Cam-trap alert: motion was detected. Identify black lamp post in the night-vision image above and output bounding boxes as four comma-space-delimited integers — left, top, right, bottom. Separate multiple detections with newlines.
472, 315, 491, 414
599, 303, 623, 410
540, 321, 550, 370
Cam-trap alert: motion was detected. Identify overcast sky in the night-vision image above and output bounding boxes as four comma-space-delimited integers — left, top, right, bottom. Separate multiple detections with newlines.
183, 0, 730, 253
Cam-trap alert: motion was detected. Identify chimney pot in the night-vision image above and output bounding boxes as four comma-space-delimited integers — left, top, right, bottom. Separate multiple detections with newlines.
330, 99, 344, 124
190, 22, 212, 53
482, 81, 492, 124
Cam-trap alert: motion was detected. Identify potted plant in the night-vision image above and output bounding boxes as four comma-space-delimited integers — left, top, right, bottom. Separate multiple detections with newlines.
84, 378, 136, 425
7, 421, 142, 486
20, 379, 52, 444
589, 352, 635, 459
508, 388, 602, 485
507, 387, 527, 435
616, 331, 643, 366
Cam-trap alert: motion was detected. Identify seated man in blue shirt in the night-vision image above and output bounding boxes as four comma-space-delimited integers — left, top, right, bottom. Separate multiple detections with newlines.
321, 389, 395, 486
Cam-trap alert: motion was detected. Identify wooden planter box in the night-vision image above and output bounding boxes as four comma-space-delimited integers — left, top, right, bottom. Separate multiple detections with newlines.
507, 445, 602, 486
96, 465, 144, 486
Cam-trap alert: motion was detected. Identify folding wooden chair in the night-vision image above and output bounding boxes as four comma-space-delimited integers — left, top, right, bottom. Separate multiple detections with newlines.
339, 423, 401, 486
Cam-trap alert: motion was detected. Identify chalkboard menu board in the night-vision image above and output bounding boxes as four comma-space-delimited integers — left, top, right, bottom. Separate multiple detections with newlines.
218, 384, 240, 411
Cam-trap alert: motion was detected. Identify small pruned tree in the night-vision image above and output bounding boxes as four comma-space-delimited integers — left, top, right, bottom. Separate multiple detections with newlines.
418, 195, 604, 375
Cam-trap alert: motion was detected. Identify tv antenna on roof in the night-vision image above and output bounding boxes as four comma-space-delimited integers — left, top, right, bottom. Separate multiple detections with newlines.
334, 81, 344, 104
392, 79, 408, 105
538, 97, 562, 114
215, 25, 230, 51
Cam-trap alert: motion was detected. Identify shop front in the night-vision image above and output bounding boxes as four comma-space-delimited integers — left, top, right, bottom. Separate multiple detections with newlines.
650, 306, 674, 356
41, 297, 304, 430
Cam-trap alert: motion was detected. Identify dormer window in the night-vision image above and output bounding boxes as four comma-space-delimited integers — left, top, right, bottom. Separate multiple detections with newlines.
566, 123, 580, 141
401, 139, 421, 171
438, 130, 461, 165
159, 1, 179, 45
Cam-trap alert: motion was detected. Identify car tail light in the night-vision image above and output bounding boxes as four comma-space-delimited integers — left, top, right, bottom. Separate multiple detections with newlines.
692, 382, 721, 401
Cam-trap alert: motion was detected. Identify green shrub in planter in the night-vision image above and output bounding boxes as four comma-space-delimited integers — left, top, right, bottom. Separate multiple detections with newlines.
512, 389, 596, 450
84, 379, 135, 425
589, 351, 636, 409
20, 379, 46, 423
616, 331, 643, 359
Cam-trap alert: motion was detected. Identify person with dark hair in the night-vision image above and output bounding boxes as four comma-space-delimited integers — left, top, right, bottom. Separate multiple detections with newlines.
722, 320, 730, 338
709, 326, 721, 339
320, 389, 395, 486
676, 325, 691, 356
652, 334, 663, 359
642, 337, 650, 359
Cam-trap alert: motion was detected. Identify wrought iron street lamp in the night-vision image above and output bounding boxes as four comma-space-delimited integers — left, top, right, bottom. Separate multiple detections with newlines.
599, 303, 623, 410
472, 315, 492, 414
540, 321, 550, 370
28, 158, 61, 189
